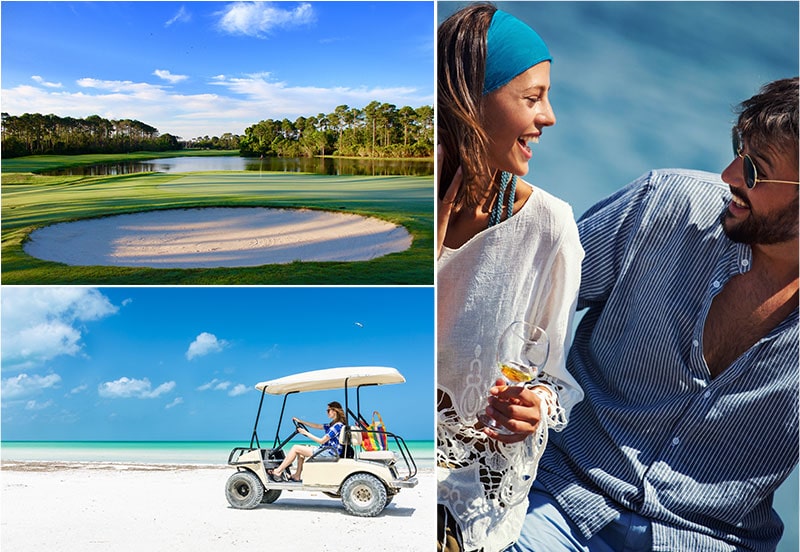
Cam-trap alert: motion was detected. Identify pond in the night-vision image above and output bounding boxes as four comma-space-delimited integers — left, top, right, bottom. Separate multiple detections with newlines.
39, 156, 433, 177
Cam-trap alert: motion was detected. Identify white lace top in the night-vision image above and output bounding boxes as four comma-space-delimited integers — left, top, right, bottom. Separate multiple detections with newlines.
437, 184, 584, 552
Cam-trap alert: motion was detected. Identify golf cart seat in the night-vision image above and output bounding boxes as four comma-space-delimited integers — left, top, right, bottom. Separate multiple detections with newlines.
308, 446, 340, 462
308, 424, 352, 462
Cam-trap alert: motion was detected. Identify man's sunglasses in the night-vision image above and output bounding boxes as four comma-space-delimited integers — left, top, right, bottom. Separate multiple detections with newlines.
732, 128, 800, 189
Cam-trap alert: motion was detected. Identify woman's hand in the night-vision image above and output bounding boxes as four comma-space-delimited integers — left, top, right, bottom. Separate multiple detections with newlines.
297, 428, 310, 438
437, 145, 462, 258
482, 379, 543, 443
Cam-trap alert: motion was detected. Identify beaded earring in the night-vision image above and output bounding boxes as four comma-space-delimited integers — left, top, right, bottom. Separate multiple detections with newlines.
488, 171, 517, 228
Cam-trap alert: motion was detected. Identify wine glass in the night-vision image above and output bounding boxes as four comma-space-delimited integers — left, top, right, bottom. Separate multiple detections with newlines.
478, 321, 549, 435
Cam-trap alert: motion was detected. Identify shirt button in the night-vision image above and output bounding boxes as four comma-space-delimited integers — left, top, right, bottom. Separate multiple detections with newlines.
741, 259, 750, 267
692, 339, 699, 347
711, 280, 720, 289
672, 437, 681, 446
703, 391, 711, 399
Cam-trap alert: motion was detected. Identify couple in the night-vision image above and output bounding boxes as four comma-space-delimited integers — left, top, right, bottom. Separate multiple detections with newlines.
437, 4, 798, 552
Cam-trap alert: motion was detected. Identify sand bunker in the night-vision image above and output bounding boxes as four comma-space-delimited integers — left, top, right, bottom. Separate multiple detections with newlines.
23, 207, 412, 268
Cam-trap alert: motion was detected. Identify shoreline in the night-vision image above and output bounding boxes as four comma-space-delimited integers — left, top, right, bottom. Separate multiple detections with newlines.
1, 459, 434, 473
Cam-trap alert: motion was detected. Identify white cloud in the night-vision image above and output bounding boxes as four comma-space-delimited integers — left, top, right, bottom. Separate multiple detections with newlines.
186, 332, 227, 360
2, 373, 62, 399
198, 379, 246, 396
1, 76, 431, 138
165, 397, 184, 409
165, 6, 191, 27
217, 2, 315, 37
154, 69, 188, 84
211, 73, 421, 112
98, 377, 175, 399
229, 384, 250, 397
197, 378, 231, 391
259, 344, 279, 359
77, 78, 164, 94
31, 75, 62, 88
25, 400, 54, 411
1, 288, 118, 370
70, 384, 88, 395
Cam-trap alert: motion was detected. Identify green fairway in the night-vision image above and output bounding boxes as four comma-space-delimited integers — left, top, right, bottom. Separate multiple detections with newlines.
1, 170, 433, 285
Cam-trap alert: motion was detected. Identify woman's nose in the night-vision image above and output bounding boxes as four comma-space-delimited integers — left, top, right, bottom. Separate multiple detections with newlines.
537, 100, 556, 127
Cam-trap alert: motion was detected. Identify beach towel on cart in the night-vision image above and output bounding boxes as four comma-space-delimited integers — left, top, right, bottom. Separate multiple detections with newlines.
360, 411, 388, 451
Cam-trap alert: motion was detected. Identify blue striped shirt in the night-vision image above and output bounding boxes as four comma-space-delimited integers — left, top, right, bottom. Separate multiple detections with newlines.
538, 169, 799, 552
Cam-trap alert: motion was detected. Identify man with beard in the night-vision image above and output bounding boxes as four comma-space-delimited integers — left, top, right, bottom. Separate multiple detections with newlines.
498, 78, 798, 551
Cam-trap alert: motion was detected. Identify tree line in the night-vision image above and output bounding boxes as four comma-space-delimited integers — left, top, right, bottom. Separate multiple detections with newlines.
1, 100, 434, 159
1, 113, 181, 158
239, 102, 433, 159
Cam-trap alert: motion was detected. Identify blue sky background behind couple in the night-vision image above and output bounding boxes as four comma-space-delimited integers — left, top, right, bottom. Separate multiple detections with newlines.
1, 287, 434, 443
438, 3, 799, 548
1, 1, 433, 138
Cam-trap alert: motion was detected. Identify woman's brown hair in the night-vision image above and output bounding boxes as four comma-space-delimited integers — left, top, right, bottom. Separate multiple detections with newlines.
327, 401, 346, 424
438, 3, 497, 210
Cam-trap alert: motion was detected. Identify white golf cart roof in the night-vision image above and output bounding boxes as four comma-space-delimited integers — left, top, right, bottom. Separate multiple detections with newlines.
255, 366, 405, 395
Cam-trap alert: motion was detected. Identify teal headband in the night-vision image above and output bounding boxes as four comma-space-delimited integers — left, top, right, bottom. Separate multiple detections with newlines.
484, 10, 552, 95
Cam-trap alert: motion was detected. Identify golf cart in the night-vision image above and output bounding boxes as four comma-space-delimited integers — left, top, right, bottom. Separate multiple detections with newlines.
225, 366, 418, 516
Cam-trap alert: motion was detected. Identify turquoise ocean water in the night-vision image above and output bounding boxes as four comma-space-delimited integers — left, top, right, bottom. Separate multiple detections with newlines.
0, 440, 435, 471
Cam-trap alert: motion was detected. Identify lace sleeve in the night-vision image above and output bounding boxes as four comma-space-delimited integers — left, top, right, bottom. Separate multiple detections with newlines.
525, 374, 568, 431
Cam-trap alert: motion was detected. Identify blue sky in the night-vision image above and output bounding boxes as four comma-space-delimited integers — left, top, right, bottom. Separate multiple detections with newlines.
1, 1, 434, 138
439, 1, 799, 218
1, 286, 434, 441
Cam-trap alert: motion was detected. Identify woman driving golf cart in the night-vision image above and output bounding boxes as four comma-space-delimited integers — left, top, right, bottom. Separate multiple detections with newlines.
267, 401, 346, 482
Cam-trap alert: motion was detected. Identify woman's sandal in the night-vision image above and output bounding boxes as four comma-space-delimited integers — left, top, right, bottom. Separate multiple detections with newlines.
266, 469, 284, 483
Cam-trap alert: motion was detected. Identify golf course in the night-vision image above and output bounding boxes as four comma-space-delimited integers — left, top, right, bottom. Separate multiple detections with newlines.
1, 153, 433, 285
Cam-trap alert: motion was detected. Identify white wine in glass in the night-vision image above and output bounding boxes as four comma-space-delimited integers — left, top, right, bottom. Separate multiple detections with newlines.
478, 321, 549, 435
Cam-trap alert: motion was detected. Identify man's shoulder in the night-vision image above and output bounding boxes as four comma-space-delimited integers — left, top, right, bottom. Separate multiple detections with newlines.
632, 169, 732, 241
641, 168, 729, 200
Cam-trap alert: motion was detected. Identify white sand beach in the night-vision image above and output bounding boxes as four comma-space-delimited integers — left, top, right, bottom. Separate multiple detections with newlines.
1, 462, 435, 551
23, 207, 412, 268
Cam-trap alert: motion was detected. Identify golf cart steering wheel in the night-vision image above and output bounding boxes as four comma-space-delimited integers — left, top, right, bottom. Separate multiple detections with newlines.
292, 418, 308, 432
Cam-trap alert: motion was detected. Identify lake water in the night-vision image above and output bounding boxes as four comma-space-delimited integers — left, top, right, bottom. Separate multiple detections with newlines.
39, 156, 434, 177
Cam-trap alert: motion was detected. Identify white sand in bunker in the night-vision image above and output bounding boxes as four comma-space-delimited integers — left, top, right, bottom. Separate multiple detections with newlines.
23, 207, 412, 268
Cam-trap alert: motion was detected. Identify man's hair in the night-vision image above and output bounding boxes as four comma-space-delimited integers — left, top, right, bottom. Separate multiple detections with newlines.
438, 3, 497, 209
736, 77, 799, 163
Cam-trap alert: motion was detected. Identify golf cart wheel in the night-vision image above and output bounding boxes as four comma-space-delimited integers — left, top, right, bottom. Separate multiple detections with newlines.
341, 473, 387, 517
225, 471, 264, 509
261, 489, 282, 504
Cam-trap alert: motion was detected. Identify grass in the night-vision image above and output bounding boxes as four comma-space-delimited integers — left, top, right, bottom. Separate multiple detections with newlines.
1, 170, 433, 285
